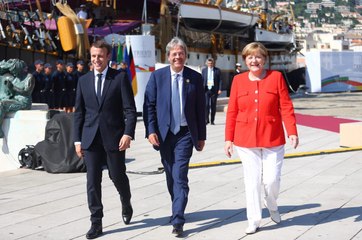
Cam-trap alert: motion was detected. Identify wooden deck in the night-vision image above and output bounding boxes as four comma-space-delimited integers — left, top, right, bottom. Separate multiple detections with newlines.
1, 94, 362, 240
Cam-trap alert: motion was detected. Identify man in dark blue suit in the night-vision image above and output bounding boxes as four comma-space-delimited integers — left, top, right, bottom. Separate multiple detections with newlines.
143, 37, 206, 237
202, 58, 222, 125
73, 40, 137, 239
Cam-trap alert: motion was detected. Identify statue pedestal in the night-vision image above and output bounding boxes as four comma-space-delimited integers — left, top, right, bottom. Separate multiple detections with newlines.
0, 104, 49, 172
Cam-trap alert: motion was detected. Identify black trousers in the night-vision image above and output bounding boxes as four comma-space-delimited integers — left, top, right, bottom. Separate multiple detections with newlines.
205, 90, 217, 123
84, 131, 131, 224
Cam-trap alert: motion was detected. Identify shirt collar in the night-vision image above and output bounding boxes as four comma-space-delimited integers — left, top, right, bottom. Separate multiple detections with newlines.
170, 66, 183, 77
94, 66, 108, 78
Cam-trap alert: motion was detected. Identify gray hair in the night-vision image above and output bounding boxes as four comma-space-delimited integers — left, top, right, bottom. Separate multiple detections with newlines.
166, 37, 188, 56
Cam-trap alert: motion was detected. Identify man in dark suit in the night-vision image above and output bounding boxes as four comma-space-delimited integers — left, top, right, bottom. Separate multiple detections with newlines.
143, 37, 206, 237
73, 40, 137, 239
202, 58, 222, 125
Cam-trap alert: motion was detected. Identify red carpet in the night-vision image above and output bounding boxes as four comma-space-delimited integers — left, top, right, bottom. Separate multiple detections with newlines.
295, 113, 360, 133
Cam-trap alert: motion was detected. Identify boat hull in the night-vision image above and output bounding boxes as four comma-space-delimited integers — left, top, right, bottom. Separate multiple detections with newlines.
179, 2, 259, 35
254, 28, 295, 48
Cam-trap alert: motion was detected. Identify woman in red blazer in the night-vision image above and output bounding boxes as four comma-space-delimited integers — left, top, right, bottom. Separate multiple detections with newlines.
224, 42, 299, 234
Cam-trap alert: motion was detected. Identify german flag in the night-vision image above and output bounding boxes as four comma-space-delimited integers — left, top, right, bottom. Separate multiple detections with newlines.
128, 44, 137, 95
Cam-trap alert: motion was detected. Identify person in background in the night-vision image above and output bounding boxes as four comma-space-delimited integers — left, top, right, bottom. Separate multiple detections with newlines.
65, 62, 76, 113
74, 60, 86, 79
202, 58, 222, 125
224, 42, 299, 235
143, 37, 206, 237
227, 62, 242, 97
110, 61, 118, 70
31, 59, 45, 103
77, 4, 88, 19
51, 59, 66, 110
88, 61, 94, 72
119, 61, 128, 71
43, 63, 53, 108
73, 40, 137, 239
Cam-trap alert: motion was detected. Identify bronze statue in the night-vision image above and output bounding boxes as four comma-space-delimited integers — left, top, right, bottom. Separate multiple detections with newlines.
0, 59, 35, 138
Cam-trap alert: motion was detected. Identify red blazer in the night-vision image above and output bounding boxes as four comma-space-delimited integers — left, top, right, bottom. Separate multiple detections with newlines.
225, 70, 297, 148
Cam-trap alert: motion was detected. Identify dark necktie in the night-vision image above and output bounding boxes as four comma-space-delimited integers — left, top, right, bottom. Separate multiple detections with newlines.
170, 74, 181, 134
96, 73, 102, 103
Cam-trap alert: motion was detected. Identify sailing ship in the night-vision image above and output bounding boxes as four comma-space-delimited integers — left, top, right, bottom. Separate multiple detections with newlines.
0, 0, 304, 91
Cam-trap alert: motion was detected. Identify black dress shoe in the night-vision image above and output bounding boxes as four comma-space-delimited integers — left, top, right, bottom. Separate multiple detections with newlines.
211, 122, 215, 125
122, 204, 133, 225
86, 223, 102, 239
172, 225, 184, 237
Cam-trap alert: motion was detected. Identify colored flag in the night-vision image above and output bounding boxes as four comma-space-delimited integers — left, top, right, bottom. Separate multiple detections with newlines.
123, 44, 131, 82
117, 43, 123, 63
111, 42, 117, 66
128, 44, 137, 95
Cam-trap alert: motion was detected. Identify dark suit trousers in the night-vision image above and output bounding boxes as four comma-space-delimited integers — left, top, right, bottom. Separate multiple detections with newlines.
84, 131, 131, 224
205, 89, 218, 123
159, 127, 193, 226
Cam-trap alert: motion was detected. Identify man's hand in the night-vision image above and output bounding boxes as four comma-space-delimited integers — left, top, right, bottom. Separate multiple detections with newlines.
119, 135, 132, 151
148, 133, 160, 147
196, 140, 205, 151
75, 144, 83, 158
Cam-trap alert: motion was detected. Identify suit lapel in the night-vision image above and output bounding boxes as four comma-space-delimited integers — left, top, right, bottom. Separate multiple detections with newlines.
102, 74, 112, 101
164, 69, 172, 112
98, 69, 113, 107
90, 71, 99, 104
182, 70, 189, 108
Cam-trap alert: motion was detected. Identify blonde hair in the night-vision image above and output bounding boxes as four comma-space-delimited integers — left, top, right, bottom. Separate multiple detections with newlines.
241, 42, 268, 61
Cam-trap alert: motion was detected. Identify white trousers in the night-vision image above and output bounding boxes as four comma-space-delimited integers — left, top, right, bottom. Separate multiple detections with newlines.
235, 145, 285, 226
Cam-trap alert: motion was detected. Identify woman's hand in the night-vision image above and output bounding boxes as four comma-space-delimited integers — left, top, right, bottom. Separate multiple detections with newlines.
224, 141, 234, 158
289, 135, 299, 149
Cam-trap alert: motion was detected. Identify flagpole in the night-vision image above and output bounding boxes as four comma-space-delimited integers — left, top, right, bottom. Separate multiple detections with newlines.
142, 0, 147, 24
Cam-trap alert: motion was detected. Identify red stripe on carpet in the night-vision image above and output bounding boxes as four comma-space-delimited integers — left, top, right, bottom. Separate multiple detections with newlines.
295, 113, 360, 133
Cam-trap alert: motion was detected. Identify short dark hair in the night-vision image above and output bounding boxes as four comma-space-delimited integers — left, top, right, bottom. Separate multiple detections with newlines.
206, 58, 214, 64
91, 40, 112, 55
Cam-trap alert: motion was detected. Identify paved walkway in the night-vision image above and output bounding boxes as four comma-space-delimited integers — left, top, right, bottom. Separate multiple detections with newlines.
0, 93, 362, 240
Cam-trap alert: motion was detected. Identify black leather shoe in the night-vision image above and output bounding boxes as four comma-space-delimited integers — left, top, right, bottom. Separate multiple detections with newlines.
122, 204, 133, 225
211, 122, 215, 125
86, 223, 102, 239
172, 225, 184, 237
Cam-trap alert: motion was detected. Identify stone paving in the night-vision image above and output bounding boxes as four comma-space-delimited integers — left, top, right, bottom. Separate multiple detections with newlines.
0, 92, 361, 240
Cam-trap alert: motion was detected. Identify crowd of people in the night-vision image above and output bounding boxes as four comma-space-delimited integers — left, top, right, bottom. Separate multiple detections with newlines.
31, 57, 129, 113
31, 59, 87, 112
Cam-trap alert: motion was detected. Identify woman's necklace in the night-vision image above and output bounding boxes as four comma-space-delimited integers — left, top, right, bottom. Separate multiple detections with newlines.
248, 70, 266, 81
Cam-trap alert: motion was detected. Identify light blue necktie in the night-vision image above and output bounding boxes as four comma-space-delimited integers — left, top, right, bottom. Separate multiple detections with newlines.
171, 74, 181, 134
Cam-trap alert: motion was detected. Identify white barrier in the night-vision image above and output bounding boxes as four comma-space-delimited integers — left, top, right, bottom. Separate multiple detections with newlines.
0, 104, 49, 172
